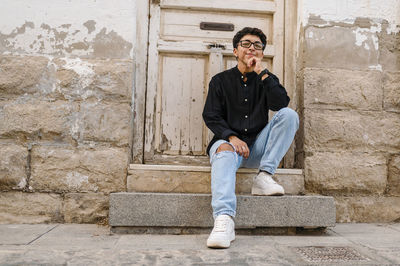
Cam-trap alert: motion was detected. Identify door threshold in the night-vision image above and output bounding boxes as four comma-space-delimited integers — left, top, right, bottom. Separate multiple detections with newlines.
129, 164, 303, 175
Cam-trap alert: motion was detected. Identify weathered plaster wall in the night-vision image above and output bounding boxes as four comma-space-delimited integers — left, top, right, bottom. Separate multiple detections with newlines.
298, 0, 400, 222
0, 0, 135, 58
0, 0, 136, 223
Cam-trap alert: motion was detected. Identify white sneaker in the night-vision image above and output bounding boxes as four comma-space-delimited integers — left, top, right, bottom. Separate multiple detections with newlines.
251, 171, 285, 196
206, 214, 235, 248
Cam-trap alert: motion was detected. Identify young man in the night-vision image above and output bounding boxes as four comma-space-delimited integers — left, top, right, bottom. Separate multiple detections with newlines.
202, 27, 299, 248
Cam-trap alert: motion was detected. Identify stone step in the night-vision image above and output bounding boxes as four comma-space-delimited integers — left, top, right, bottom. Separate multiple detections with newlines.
109, 193, 336, 231
128, 164, 304, 195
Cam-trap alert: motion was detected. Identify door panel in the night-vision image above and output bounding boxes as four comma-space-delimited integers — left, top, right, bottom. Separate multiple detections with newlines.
161, 9, 273, 42
156, 54, 207, 155
145, 0, 284, 164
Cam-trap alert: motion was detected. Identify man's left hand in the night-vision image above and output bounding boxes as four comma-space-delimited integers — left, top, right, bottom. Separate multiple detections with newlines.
247, 56, 263, 74
247, 57, 268, 80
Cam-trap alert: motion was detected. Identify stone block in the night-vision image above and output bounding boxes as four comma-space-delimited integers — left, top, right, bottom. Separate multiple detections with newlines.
0, 192, 63, 224
0, 56, 49, 95
91, 59, 133, 101
0, 100, 77, 140
304, 109, 400, 152
0, 144, 28, 190
80, 102, 131, 146
109, 192, 336, 228
305, 152, 387, 195
304, 68, 382, 110
128, 170, 210, 194
378, 28, 400, 72
64, 193, 109, 224
335, 196, 400, 223
305, 26, 379, 70
55, 58, 133, 102
383, 71, 400, 111
127, 167, 304, 195
388, 155, 400, 196
30, 146, 129, 193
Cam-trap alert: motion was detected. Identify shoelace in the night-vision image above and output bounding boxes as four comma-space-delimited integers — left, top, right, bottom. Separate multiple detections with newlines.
258, 175, 277, 184
214, 219, 228, 232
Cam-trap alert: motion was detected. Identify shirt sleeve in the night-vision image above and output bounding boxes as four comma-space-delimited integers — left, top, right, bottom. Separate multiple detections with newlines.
202, 77, 239, 140
262, 72, 290, 111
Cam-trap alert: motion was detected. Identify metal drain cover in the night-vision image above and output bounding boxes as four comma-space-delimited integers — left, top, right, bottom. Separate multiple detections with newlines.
294, 246, 370, 263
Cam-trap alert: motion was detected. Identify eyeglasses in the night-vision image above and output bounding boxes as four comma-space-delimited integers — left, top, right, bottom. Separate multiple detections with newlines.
238, 40, 265, 50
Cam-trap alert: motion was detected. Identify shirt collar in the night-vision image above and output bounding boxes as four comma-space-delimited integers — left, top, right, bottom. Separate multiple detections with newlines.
233, 65, 257, 80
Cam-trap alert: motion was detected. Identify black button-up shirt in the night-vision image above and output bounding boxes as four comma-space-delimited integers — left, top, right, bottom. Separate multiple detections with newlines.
202, 66, 290, 155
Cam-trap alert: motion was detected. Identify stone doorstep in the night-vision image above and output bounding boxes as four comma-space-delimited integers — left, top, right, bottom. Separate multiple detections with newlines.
109, 192, 336, 230
128, 164, 305, 195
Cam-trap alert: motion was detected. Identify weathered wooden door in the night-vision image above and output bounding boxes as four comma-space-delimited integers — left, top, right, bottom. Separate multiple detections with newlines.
144, 0, 284, 165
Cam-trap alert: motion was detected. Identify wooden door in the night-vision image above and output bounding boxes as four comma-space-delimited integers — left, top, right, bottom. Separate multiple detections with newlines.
144, 0, 284, 165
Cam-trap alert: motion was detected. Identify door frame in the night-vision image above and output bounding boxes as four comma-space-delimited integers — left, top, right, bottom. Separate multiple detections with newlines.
132, 0, 299, 167
132, 0, 150, 163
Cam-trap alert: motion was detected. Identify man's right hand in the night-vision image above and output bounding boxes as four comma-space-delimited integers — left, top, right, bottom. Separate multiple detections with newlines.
228, 136, 249, 158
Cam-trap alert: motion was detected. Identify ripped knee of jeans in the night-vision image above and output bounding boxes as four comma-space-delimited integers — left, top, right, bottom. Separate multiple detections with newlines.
210, 142, 238, 165
216, 143, 235, 153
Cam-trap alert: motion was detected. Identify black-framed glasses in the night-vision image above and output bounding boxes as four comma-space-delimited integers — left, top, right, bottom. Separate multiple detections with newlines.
239, 40, 265, 50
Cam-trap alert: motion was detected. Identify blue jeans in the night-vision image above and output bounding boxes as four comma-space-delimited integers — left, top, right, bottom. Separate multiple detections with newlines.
209, 107, 299, 218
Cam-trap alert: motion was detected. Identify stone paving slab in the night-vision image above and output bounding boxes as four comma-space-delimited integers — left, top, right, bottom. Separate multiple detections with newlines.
30, 224, 119, 250
388, 223, 400, 232
0, 224, 399, 265
0, 224, 56, 245
332, 223, 400, 249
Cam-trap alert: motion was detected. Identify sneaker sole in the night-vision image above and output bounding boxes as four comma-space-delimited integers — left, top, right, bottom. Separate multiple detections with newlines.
251, 187, 284, 196
207, 237, 235, 249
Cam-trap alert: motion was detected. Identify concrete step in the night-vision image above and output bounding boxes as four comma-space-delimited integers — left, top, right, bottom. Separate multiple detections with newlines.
128, 164, 304, 195
109, 193, 336, 232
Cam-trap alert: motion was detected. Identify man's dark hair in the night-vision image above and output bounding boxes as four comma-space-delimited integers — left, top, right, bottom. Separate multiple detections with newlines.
232, 27, 267, 50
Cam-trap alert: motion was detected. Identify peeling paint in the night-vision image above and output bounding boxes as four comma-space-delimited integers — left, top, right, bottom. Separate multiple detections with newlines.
92, 28, 133, 58
307, 15, 383, 52
352, 27, 380, 51
302, 0, 400, 33
354, 28, 369, 46
61, 57, 95, 88
83, 20, 96, 34
0, 0, 136, 58
61, 24, 71, 29
1, 22, 133, 58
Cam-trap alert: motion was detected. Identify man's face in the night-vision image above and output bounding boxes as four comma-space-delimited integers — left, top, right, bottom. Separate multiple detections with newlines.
233, 34, 264, 67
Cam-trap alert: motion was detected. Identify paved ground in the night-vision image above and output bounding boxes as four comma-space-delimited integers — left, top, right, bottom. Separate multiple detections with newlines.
0, 223, 399, 265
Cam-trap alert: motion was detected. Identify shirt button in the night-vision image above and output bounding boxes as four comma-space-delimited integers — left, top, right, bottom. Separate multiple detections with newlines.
245, 115, 248, 118
244, 129, 248, 132
244, 99, 248, 102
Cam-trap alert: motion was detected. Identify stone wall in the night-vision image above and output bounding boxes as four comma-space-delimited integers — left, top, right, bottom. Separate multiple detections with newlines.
1, 0, 399, 224
298, 1, 400, 222
0, 0, 135, 224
